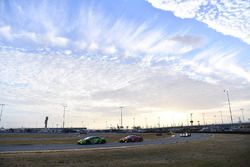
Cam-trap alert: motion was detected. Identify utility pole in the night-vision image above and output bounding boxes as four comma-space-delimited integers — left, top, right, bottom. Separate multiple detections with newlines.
202, 113, 205, 125
219, 111, 223, 124
62, 105, 67, 128
240, 108, 245, 122
145, 117, 148, 128
158, 117, 160, 128
224, 90, 233, 124
120, 106, 123, 128
172, 115, 175, 127
132, 110, 135, 128
0, 104, 5, 126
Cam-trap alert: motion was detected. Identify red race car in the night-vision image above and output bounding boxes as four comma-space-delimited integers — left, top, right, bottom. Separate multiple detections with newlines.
119, 135, 143, 143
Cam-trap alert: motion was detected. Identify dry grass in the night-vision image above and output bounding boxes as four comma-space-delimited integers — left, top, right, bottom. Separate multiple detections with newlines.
0, 134, 249, 167
0, 133, 80, 145
0, 134, 74, 139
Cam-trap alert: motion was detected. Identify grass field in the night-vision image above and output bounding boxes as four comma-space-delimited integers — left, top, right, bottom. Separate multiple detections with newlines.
0, 134, 249, 167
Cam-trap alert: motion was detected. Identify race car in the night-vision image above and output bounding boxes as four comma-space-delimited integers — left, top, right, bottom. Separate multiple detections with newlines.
119, 135, 143, 143
179, 132, 191, 137
77, 136, 106, 145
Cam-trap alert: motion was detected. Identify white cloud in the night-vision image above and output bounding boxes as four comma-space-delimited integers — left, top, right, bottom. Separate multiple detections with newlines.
0, 25, 13, 40
19, 31, 69, 47
44, 32, 69, 47
0, 1, 203, 62
147, 0, 250, 45
64, 50, 72, 55
71, 9, 204, 64
88, 42, 99, 51
103, 45, 117, 54
1, 48, 250, 128
178, 46, 250, 84
0, 28, 69, 48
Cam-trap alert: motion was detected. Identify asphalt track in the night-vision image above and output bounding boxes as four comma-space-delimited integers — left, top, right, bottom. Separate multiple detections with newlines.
0, 133, 212, 153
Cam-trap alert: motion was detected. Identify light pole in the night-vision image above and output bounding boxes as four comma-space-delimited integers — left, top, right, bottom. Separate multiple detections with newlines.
120, 106, 123, 128
132, 110, 135, 128
0, 104, 5, 126
219, 111, 223, 124
145, 117, 148, 128
202, 113, 206, 125
240, 108, 245, 122
224, 90, 233, 124
158, 117, 160, 128
62, 105, 67, 128
186, 114, 189, 126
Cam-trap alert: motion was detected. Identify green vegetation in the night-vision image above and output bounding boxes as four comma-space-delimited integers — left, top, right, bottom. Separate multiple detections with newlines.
0, 134, 249, 167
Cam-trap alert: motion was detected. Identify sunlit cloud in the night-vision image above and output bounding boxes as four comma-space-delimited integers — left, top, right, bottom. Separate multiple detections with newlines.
0, 25, 13, 40
147, 0, 250, 45
179, 46, 250, 84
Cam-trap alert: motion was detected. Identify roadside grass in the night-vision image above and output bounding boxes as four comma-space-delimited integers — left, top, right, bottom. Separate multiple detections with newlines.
0, 133, 81, 145
0, 133, 170, 145
0, 134, 249, 167
0, 134, 75, 139
0, 138, 79, 145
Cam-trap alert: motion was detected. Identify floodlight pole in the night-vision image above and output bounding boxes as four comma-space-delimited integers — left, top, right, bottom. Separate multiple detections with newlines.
240, 108, 245, 122
202, 113, 205, 125
63, 105, 67, 128
120, 106, 123, 128
219, 111, 223, 124
0, 104, 5, 125
224, 90, 233, 124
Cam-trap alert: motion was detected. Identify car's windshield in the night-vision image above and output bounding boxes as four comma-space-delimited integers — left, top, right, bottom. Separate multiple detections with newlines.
84, 136, 97, 140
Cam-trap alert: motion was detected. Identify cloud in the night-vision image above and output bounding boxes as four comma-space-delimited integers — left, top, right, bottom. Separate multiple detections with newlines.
178, 46, 250, 83
0, 26, 13, 40
0, 27, 69, 48
72, 10, 203, 61
147, 0, 250, 45
0, 1, 204, 62
44, 32, 69, 47
170, 34, 203, 47
1, 45, 250, 128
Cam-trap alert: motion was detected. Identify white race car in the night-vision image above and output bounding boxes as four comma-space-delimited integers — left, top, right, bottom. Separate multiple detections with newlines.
180, 132, 191, 137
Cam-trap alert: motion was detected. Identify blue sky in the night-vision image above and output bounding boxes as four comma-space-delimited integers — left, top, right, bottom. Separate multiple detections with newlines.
0, 0, 250, 128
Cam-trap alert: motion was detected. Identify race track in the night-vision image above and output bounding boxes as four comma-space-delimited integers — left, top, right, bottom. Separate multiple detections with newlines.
0, 133, 212, 153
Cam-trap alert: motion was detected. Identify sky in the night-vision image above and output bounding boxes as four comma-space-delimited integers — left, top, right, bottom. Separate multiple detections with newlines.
0, 0, 250, 129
